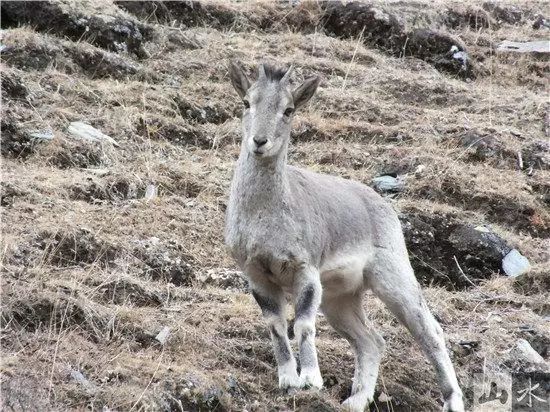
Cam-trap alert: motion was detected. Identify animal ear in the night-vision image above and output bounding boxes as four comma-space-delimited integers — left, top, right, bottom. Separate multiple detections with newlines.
292, 76, 320, 109
228, 60, 251, 99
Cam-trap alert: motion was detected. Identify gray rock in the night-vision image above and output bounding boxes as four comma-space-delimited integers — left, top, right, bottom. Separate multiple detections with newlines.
69, 369, 97, 395
511, 339, 546, 365
450, 45, 468, 70
144, 184, 158, 201
28, 129, 54, 141
155, 326, 171, 345
502, 249, 530, 277
372, 175, 405, 193
67, 122, 119, 147
497, 40, 550, 53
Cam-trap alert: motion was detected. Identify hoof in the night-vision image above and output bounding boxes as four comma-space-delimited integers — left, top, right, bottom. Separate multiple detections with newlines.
443, 391, 464, 412
341, 393, 371, 412
278, 372, 300, 392
299, 369, 323, 390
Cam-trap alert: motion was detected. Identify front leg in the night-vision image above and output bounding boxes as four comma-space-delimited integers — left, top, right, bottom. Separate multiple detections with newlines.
293, 266, 323, 389
249, 275, 300, 391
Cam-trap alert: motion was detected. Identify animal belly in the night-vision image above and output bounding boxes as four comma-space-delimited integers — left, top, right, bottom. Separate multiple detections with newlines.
320, 251, 368, 297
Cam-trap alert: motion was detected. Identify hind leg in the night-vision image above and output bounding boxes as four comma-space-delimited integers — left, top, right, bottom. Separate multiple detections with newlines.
322, 292, 385, 412
368, 251, 464, 412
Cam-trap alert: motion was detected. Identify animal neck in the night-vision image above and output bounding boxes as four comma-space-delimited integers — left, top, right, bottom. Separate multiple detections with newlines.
231, 142, 290, 212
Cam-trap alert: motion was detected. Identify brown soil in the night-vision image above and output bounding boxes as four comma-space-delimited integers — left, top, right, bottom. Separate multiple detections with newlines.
1, 1, 549, 411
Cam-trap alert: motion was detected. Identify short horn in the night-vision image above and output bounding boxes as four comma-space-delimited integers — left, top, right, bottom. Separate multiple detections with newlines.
281, 65, 294, 83
258, 64, 266, 80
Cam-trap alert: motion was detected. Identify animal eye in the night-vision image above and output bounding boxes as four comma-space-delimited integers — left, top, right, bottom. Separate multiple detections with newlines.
243, 100, 250, 109
284, 107, 294, 117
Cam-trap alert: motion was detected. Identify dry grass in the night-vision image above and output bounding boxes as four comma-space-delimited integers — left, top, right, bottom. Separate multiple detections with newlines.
1, 0, 549, 411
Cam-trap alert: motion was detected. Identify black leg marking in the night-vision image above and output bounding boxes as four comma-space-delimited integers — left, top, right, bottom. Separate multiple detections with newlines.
296, 284, 315, 319
270, 324, 291, 363
251, 290, 279, 315
287, 317, 295, 339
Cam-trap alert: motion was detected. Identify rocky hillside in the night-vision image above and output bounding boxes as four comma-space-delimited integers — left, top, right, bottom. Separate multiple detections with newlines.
1, 1, 549, 411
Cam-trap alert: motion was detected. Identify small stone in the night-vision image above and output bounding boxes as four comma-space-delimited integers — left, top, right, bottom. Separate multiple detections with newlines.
414, 164, 426, 174
67, 121, 119, 147
144, 184, 157, 201
450, 45, 468, 69
451, 340, 480, 357
372, 175, 405, 193
474, 225, 491, 233
533, 14, 550, 29
378, 392, 392, 402
69, 369, 97, 395
511, 339, 546, 365
27, 129, 54, 141
502, 249, 530, 277
155, 326, 171, 345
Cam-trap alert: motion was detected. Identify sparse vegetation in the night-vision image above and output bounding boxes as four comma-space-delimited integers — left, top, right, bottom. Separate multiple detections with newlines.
1, 1, 549, 411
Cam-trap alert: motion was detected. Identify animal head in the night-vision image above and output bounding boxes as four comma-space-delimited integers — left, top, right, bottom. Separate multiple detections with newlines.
229, 61, 320, 158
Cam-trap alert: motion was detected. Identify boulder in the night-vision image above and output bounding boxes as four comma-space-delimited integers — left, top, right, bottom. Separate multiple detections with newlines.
400, 211, 514, 288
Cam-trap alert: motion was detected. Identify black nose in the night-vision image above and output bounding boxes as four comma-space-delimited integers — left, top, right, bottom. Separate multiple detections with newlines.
253, 136, 267, 147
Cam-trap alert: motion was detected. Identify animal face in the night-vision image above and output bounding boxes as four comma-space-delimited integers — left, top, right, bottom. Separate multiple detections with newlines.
229, 62, 320, 158
241, 77, 294, 157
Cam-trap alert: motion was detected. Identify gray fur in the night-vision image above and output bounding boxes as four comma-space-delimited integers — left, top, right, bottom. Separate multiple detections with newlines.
225, 62, 464, 412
